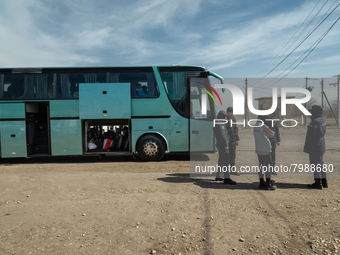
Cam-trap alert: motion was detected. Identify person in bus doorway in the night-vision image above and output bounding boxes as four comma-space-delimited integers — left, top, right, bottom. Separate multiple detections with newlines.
253, 115, 277, 190
268, 111, 281, 175
304, 105, 327, 189
226, 107, 240, 175
214, 110, 236, 185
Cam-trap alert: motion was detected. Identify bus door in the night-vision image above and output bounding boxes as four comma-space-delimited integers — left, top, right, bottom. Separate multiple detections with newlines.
0, 103, 27, 158
26, 102, 51, 156
189, 77, 215, 152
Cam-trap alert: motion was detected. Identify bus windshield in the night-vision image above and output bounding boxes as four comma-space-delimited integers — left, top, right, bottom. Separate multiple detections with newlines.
159, 71, 218, 120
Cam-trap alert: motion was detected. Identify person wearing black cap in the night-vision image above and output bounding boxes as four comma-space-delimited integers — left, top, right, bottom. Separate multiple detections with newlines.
226, 107, 240, 175
304, 105, 327, 189
253, 115, 277, 190
214, 110, 236, 185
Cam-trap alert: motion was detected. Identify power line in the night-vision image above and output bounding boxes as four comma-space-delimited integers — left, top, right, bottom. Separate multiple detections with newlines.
250, 2, 340, 87
253, 0, 339, 82
252, 15, 340, 92
251, 0, 323, 78
274, 17, 340, 80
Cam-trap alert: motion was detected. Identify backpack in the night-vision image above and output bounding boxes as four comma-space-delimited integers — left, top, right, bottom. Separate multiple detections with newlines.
103, 130, 115, 140
93, 137, 103, 148
102, 139, 113, 152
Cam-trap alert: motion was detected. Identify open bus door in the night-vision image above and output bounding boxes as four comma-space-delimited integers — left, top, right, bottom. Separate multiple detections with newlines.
189, 77, 215, 153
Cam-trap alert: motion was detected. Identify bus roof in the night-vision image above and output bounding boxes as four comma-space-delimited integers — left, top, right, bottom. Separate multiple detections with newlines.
0, 65, 208, 73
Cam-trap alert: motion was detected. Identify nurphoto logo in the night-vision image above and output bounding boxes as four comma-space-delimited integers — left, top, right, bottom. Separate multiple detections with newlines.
201, 84, 311, 116
200, 84, 312, 127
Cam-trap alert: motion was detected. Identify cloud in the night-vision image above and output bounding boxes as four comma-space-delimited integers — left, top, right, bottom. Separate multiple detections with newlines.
0, 0, 338, 78
0, 0, 103, 67
188, 1, 340, 77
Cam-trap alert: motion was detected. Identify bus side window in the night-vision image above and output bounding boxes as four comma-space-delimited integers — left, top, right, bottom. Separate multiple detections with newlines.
121, 72, 159, 98
7, 81, 25, 99
159, 71, 186, 117
131, 81, 139, 97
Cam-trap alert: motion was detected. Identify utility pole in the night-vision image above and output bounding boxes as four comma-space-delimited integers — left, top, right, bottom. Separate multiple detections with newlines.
338, 77, 340, 126
245, 78, 248, 128
328, 77, 340, 126
321, 79, 324, 109
323, 91, 337, 122
304, 77, 308, 125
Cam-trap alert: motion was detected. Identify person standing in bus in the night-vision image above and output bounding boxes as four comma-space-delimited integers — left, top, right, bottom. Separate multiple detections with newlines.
253, 115, 277, 190
226, 107, 240, 175
214, 110, 236, 185
138, 85, 148, 97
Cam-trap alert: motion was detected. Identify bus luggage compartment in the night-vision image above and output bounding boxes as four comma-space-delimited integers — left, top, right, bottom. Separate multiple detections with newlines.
84, 119, 131, 154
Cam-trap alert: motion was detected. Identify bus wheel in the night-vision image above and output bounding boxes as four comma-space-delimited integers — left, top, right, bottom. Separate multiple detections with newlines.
137, 135, 165, 161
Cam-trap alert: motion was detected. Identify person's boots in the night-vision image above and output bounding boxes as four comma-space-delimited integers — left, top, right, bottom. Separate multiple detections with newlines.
266, 178, 277, 190
307, 178, 322, 189
258, 178, 266, 189
322, 178, 328, 188
224, 178, 236, 185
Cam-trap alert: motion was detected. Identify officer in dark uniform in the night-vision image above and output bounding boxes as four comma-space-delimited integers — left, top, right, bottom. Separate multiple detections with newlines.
303, 105, 327, 189
226, 107, 240, 175
214, 110, 236, 185
268, 111, 281, 175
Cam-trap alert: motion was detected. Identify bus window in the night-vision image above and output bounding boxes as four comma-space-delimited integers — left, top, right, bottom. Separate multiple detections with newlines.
159, 71, 187, 117
1, 71, 159, 100
2, 74, 53, 99
56, 73, 107, 98
118, 72, 159, 98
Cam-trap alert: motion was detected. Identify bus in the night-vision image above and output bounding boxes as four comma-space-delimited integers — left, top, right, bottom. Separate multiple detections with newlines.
0, 66, 224, 161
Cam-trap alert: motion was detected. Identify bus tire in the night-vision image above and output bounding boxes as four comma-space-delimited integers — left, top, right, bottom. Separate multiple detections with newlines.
137, 135, 166, 161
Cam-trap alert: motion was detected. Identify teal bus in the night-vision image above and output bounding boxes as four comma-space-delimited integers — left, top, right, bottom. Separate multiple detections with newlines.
0, 66, 224, 161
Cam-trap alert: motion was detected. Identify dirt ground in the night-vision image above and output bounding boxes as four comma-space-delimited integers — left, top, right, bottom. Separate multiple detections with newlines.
1, 125, 340, 255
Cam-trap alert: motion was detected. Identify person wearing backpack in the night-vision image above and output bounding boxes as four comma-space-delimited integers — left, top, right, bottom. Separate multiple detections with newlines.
253, 115, 277, 190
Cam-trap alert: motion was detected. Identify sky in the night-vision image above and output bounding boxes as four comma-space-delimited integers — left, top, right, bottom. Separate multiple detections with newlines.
0, 0, 339, 102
